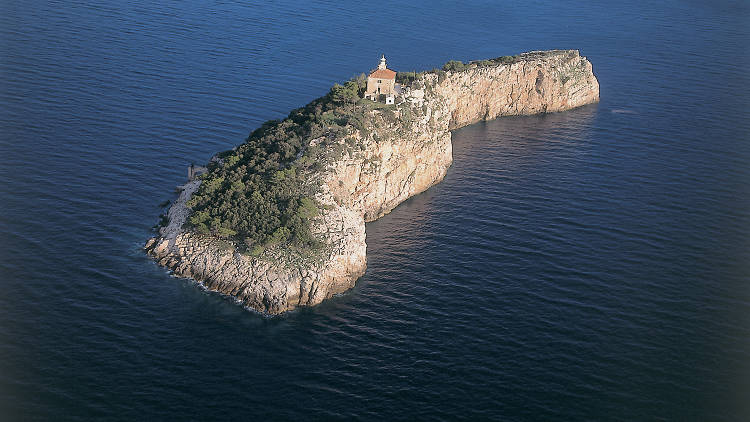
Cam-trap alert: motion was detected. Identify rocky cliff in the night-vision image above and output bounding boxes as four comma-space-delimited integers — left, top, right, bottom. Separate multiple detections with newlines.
145, 49, 600, 314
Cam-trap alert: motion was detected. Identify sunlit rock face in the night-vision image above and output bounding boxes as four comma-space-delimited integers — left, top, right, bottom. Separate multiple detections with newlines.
146, 49, 600, 314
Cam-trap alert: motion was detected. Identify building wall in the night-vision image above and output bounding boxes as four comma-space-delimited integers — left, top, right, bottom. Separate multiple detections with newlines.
365, 77, 395, 98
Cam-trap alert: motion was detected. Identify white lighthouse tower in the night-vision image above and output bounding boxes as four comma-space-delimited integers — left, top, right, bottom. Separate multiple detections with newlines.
378, 54, 387, 70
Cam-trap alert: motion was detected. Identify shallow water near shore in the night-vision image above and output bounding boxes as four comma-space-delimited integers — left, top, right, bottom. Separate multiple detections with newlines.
1, 0, 749, 420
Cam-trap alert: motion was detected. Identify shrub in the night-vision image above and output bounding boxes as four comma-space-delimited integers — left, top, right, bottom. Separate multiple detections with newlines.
189, 210, 210, 225
442, 60, 465, 72
217, 227, 237, 238
436, 69, 447, 83
250, 245, 264, 257
396, 71, 417, 85
329, 81, 359, 108
492, 55, 519, 64
183, 76, 377, 252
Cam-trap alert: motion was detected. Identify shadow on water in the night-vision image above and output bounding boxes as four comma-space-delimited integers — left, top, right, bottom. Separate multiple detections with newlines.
355, 104, 601, 317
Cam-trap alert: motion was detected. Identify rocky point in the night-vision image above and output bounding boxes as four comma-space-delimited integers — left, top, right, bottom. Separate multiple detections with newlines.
145, 49, 600, 314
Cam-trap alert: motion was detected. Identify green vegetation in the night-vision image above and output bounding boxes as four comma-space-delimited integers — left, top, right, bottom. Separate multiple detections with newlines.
443, 55, 520, 72
181, 53, 524, 255
396, 54, 521, 90
329, 79, 361, 110
435, 69, 447, 83
183, 75, 381, 254
442, 60, 466, 72
478, 55, 520, 67
396, 71, 418, 85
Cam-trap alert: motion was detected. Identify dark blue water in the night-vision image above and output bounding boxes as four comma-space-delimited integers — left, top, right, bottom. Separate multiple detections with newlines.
1, 0, 749, 420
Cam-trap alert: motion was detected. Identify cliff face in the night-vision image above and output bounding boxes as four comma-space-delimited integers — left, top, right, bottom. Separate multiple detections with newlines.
145, 50, 600, 314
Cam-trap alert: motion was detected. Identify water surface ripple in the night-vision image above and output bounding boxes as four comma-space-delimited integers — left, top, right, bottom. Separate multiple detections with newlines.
1, 0, 749, 420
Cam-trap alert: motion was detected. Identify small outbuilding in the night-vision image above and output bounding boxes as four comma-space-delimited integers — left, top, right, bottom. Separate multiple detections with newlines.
364, 55, 397, 104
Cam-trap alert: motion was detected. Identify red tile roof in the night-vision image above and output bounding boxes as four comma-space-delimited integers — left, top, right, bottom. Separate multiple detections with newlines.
369, 68, 396, 79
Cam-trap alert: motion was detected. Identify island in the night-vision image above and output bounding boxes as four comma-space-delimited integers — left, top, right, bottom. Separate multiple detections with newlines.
145, 50, 600, 314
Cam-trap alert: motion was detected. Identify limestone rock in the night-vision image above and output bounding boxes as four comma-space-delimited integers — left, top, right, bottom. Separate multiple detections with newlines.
146, 50, 599, 314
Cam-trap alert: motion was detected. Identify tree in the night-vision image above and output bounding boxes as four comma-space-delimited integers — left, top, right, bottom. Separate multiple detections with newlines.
329, 81, 360, 111
443, 60, 465, 72
354, 73, 367, 96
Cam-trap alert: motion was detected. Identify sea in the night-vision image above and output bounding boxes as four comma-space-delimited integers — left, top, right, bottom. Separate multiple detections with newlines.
1, 0, 749, 420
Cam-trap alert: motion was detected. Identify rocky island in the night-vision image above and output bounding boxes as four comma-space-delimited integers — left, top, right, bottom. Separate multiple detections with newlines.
145, 49, 600, 314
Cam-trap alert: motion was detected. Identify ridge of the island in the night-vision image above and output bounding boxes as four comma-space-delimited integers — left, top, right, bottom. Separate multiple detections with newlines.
145, 49, 600, 314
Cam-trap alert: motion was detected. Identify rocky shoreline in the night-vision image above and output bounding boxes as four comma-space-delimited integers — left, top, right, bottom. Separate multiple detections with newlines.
146, 49, 600, 314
